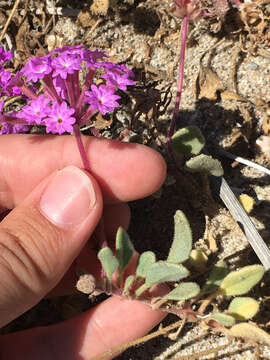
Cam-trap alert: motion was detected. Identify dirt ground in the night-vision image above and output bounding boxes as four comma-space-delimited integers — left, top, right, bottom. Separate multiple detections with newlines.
1, 0, 270, 359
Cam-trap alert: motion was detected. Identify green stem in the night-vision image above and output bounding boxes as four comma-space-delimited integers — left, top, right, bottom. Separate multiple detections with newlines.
135, 283, 151, 297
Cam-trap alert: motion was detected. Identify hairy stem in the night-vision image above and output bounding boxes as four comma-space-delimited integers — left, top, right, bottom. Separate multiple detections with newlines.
91, 320, 184, 360
168, 15, 189, 148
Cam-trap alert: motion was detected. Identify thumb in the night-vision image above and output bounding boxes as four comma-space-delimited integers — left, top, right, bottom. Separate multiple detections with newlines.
0, 165, 102, 327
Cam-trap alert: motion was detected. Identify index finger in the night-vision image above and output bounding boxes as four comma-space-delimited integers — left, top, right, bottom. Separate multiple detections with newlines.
0, 134, 166, 209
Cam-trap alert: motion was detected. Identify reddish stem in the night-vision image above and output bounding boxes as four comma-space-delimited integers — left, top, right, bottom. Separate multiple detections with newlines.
64, 73, 76, 109
73, 123, 90, 172
168, 16, 189, 148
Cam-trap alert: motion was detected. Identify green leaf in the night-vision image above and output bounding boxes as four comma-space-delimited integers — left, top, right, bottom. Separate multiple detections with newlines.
167, 210, 192, 264
210, 312, 235, 327
145, 261, 190, 286
136, 251, 156, 279
116, 227, 134, 274
171, 126, 205, 157
185, 154, 224, 177
228, 297, 259, 320
229, 323, 270, 345
165, 282, 200, 300
123, 275, 135, 296
219, 265, 264, 296
202, 261, 228, 294
97, 247, 119, 280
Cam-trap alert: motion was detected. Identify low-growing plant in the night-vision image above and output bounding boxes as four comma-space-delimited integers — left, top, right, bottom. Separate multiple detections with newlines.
0, 2, 269, 357
76, 209, 269, 360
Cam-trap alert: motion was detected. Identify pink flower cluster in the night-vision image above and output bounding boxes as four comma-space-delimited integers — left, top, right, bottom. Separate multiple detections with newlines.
0, 45, 135, 135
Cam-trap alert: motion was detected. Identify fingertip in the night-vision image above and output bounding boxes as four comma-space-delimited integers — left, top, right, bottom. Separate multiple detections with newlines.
84, 137, 167, 202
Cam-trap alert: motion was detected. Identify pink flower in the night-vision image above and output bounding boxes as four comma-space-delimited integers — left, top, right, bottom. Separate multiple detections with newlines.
85, 84, 121, 115
171, 0, 201, 20
22, 56, 52, 82
44, 101, 76, 134
17, 95, 50, 124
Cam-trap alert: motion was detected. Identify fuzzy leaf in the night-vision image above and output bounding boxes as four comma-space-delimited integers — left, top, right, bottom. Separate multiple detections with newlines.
202, 261, 228, 294
229, 323, 270, 345
123, 275, 135, 296
210, 312, 235, 327
98, 247, 119, 280
185, 154, 224, 177
167, 210, 192, 264
228, 297, 259, 320
165, 282, 200, 300
145, 261, 189, 286
171, 126, 205, 157
219, 265, 264, 296
116, 227, 134, 274
136, 251, 156, 279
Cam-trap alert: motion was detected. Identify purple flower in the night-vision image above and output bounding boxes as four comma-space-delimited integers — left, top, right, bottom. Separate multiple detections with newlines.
53, 76, 67, 99
102, 71, 136, 91
17, 95, 50, 124
11, 124, 29, 134
82, 49, 106, 67
0, 102, 12, 134
0, 121, 12, 135
0, 45, 136, 137
102, 63, 134, 77
51, 54, 82, 79
0, 47, 12, 64
44, 101, 76, 134
85, 84, 121, 115
21, 56, 52, 82
53, 45, 85, 56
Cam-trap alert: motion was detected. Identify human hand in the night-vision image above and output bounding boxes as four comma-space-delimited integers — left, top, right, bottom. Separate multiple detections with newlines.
0, 134, 167, 359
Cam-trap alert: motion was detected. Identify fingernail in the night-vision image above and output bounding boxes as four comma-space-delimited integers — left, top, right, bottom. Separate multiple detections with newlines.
39, 166, 96, 229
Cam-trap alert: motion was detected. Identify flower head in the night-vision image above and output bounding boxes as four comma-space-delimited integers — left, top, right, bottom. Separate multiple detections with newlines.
170, 0, 201, 20
85, 84, 121, 115
0, 45, 135, 136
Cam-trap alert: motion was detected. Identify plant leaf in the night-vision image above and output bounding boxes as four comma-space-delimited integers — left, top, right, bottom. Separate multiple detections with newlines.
171, 126, 205, 157
97, 247, 119, 280
167, 210, 192, 264
136, 251, 156, 279
210, 312, 235, 327
123, 275, 135, 296
228, 297, 260, 320
145, 261, 189, 286
229, 323, 270, 345
219, 265, 264, 296
185, 154, 224, 177
165, 282, 200, 300
116, 227, 134, 274
202, 261, 228, 294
